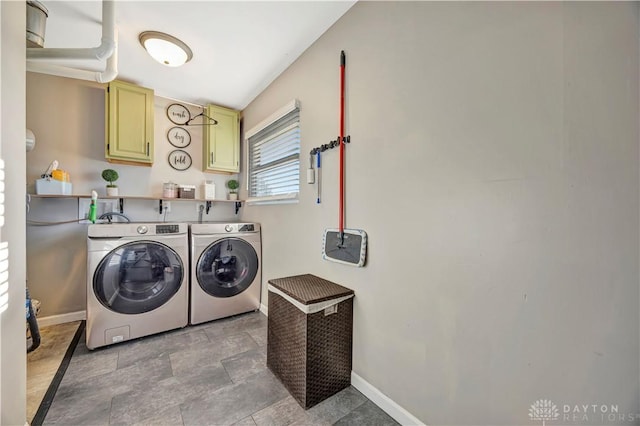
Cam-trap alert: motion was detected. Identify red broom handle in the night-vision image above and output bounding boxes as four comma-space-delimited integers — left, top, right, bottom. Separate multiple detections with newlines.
339, 51, 345, 235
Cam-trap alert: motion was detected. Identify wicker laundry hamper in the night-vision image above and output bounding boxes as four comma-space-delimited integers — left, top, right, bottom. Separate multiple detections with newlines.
267, 274, 354, 409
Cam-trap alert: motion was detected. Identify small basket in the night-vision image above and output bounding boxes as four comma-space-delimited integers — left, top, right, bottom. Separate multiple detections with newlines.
178, 184, 195, 199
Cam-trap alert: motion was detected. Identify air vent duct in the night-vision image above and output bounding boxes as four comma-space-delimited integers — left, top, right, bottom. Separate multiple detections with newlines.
26, 1, 118, 83
26, 0, 48, 48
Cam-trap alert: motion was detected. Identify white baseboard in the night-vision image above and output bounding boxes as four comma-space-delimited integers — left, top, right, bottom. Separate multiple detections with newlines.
259, 303, 268, 316
37, 310, 86, 327
351, 371, 425, 426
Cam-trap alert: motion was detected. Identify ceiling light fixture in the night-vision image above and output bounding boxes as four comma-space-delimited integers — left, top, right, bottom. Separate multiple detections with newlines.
139, 31, 193, 67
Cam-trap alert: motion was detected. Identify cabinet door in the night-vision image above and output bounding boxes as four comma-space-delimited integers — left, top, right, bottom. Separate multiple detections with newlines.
106, 80, 154, 165
203, 104, 239, 173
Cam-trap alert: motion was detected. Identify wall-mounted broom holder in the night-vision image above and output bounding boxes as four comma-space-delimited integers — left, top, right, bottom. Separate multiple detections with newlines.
310, 136, 350, 156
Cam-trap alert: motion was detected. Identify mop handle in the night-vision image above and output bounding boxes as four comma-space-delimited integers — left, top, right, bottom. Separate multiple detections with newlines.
339, 50, 345, 235
317, 152, 321, 204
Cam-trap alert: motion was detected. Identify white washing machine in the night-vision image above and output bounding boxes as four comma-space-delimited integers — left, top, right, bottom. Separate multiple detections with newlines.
190, 222, 261, 325
86, 223, 189, 349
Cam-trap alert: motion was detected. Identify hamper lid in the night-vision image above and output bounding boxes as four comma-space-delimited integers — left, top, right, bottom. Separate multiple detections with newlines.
268, 274, 354, 305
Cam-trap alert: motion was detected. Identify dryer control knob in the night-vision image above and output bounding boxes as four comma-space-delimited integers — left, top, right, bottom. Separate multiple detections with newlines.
137, 225, 148, 234
225, 225, 233, 232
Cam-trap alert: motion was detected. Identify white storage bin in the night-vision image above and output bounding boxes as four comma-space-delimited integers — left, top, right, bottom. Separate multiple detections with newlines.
35, 179, 72, 195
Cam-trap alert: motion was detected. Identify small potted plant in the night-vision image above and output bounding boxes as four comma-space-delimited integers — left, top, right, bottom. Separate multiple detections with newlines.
226, 179, 239, 200
101, 169, 119, 196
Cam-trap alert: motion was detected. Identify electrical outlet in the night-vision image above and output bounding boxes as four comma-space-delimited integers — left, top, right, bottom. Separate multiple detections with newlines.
155, 201, 172, 215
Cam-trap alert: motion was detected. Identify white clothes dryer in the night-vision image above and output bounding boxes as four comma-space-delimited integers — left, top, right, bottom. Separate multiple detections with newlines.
189, 223, 261, 325
86, 223, 189, 349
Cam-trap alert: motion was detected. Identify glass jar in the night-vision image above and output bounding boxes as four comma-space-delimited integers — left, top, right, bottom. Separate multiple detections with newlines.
163, 182, 177, 198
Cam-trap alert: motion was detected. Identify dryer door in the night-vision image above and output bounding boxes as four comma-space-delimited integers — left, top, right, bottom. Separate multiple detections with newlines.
93, 241, 184, 314
196, 237, 259, 298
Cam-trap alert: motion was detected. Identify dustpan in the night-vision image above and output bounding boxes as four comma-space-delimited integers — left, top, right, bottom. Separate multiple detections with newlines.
322, 51, 367, 267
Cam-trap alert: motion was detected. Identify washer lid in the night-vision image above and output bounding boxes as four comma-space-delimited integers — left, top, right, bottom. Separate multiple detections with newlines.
196, 237, 259, 298
93, 241, 184, 314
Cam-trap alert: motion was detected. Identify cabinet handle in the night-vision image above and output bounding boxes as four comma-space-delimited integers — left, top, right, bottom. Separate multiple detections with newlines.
211, 152, 214, 164
146, 143, 150, 156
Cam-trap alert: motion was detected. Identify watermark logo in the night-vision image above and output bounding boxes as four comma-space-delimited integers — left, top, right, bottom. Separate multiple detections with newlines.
529, 399, 559, 426
528, 399, 637, 424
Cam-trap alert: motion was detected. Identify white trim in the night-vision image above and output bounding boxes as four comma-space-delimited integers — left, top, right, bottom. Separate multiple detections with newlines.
245, 99, 300, 139
268, 284, 353, 314
259, 303, 268, 316
351, 371, 426, 426
37, 310, 86, 327
246, 193, 299, 205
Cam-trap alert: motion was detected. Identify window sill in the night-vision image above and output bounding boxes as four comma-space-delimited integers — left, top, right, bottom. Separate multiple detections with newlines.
246, 194, 298, 206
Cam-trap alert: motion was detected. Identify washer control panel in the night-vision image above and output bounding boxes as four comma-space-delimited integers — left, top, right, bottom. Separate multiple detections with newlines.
156, 224, 180, 234
223, 224, 256, 233
136, 225, 148, 234
188, 223, 259, 235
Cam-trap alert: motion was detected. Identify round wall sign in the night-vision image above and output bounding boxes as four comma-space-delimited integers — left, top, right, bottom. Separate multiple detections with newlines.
167, 127, 191, 148
168, 149, 192, 171
167, 103, 190, 125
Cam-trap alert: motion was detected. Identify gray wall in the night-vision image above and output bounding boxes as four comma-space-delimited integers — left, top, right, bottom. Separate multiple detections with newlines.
240, 2, 639, 425
1, 1, 27, 424
26, 72, 239, 318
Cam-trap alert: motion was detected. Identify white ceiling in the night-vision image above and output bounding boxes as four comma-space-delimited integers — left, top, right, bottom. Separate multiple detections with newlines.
38, 1, 355, 110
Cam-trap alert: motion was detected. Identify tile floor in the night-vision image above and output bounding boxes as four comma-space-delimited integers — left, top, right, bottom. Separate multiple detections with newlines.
42, 312, 399, 425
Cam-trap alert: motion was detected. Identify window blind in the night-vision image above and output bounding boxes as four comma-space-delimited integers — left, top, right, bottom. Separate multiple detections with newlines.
248, 104, 300, 201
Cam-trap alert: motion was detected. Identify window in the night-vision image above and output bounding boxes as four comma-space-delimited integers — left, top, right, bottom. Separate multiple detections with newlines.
246, 100, 300, 203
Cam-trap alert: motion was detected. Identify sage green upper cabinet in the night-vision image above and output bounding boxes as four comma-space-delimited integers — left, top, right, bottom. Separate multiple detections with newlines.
203, 104, 240, 173
106, 80, 154, 165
